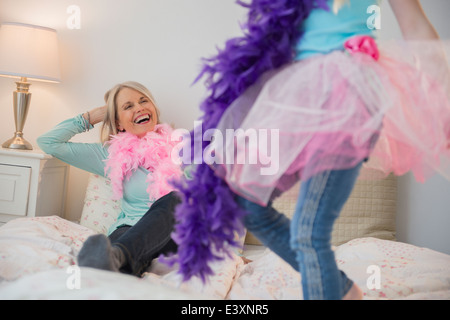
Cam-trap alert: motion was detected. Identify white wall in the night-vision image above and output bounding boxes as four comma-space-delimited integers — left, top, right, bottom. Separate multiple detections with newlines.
0, 1, 449, 254
0, 0, 247, 221
378, 0, 450, 255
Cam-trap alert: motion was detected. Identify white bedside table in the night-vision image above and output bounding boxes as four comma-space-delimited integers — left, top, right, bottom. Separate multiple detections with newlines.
0, 148, 70, 225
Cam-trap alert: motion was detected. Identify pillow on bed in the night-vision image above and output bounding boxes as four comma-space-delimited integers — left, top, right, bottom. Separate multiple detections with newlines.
244, 168, 397, 246
80, 174, 121, 234
332, 169, 397, 245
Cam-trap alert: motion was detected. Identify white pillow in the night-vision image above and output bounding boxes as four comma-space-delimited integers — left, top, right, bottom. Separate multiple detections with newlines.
80, 174, 121, 234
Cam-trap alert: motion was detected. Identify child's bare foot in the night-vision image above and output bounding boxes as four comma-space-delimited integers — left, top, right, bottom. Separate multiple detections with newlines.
343, 283, 363, 300
240, 256, 252, 264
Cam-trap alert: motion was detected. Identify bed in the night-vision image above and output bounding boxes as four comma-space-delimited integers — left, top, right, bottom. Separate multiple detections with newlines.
0, 169, 449, 300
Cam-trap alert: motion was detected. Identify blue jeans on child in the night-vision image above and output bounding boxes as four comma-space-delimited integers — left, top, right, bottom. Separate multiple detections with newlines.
237, 162, 363, 300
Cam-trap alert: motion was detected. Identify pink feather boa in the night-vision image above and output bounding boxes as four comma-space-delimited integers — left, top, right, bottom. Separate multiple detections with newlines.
104, 123, 182, 201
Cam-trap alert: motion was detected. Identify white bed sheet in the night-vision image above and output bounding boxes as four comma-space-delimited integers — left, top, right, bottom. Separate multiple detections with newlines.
0, 216, 449, 300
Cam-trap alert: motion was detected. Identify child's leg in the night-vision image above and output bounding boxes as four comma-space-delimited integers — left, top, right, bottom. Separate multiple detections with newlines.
237, 196, 298, 269
290, 163, 363, 300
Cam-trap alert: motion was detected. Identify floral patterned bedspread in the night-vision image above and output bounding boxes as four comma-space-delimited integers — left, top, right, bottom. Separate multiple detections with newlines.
0, 217, 449, 300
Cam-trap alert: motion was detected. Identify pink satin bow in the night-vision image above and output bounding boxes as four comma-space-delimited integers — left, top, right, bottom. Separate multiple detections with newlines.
344, 35, 380, 60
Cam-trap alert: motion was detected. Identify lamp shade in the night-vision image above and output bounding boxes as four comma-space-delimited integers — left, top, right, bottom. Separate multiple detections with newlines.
0, 22, 61, 83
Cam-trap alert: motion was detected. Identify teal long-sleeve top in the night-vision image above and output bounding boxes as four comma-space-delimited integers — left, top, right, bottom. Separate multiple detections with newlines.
37, 114, 155, 235
295, 0, 379, 60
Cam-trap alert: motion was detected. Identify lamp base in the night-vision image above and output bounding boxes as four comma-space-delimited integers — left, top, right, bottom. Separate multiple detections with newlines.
2, 133, 33, 150
3, 77, 33, 150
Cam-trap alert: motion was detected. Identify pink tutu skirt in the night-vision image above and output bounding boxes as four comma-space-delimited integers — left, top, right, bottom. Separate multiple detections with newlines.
211, 38, 450, 206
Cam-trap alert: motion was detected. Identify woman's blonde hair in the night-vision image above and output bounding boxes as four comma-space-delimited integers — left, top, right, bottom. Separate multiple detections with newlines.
100, 81, 161, 143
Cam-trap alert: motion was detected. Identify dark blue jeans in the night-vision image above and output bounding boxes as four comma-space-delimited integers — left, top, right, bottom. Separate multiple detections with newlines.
109, 191, 180, 276
237, 162, 363, 299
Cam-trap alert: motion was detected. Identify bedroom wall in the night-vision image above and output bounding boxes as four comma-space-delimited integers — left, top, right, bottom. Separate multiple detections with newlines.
377, 0, 450, 255
0, 0, 449, 254
0, 0, 247, 223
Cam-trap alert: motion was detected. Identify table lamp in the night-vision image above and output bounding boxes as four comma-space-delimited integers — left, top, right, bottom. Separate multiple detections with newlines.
0, 22, 61, 150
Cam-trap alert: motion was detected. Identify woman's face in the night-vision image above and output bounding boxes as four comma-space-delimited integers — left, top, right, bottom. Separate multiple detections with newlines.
115, 87, 158, 138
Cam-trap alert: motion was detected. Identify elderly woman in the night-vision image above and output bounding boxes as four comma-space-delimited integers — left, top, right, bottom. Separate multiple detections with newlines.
38, 81, 182, 276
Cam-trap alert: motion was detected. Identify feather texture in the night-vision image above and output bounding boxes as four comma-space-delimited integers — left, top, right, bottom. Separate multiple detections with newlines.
105, 124, 182, 202
169, 0, 329, 282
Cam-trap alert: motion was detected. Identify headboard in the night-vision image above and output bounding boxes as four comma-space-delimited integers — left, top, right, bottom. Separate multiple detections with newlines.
245, 168, 397, 246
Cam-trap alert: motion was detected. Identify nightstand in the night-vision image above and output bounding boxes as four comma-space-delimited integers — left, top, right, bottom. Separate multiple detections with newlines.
0, 148, 69, 225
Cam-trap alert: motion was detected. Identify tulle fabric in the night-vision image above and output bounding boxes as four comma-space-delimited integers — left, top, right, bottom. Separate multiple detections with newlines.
211, 39, 450, 206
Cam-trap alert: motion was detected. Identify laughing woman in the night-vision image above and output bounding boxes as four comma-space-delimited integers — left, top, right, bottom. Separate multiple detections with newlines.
37, 81, 183, 276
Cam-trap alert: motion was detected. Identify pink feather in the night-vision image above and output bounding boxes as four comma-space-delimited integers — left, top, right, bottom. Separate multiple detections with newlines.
104, 124, 182, 201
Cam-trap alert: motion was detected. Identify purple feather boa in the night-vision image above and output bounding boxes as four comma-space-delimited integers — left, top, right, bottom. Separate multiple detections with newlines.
168, 0, 329, 282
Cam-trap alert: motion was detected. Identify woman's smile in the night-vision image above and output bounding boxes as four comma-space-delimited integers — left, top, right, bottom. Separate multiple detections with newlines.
134, 113, 151, 124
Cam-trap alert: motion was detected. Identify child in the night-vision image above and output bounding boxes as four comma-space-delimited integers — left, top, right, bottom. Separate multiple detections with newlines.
170, 0, 450, 299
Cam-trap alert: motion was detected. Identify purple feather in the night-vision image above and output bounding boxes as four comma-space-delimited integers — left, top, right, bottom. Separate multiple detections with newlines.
167, 0, 329, 282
